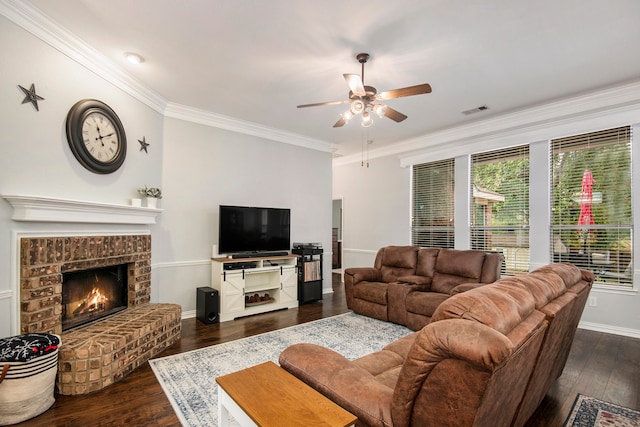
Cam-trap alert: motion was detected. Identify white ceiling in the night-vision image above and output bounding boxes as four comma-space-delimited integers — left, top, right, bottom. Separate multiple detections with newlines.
22, 0, 640, 158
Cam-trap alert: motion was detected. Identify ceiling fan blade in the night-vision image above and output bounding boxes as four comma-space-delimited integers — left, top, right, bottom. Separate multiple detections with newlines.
378, 83, 432, 100
297, 99, 350, 108
333, 116, 347, 128
343, 73, 366, 97
384, 106, 408, 122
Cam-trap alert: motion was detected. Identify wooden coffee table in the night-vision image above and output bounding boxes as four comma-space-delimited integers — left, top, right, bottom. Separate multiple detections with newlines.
216, 361, 357, 427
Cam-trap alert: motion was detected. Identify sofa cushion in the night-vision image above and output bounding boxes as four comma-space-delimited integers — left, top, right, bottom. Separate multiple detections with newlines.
502, 272, 566, 309
405, 291, 450, 318
379, 246, 419, 269
531, 262, 582, 286
432, 281, 536, 336
352, 282, 388, 305
436, 248, 486, 279
431, 249, 486, 293
379, 246, 419, 282
415, 248, 440, 277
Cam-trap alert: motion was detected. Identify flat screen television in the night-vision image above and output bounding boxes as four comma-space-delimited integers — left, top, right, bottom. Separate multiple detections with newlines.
218, 205, 291, 255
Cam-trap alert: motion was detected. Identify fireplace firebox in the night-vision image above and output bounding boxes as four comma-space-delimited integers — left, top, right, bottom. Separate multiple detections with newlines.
62, 264, 128, 331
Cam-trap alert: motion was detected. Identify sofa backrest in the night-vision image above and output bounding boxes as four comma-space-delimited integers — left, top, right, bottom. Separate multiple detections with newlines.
461, 262, 592, 427
430, 248, 487, 293
509, 263, 593, 426
431, 278, 537, 334
417, 248, 503, 294
414, 248, 440, 277
374, 246, 419, 282
392, 281, 547, 427
479, 251, 503, 283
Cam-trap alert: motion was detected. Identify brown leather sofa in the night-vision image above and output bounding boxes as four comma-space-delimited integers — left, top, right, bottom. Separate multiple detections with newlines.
280, 263, 593, 427
344, 246, 503, 330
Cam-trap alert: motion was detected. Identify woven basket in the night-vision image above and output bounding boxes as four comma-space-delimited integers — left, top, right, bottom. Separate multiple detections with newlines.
0, 349, 59, 425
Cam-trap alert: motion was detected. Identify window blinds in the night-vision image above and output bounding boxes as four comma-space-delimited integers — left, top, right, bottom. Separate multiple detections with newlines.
550, 125, 632, 285
411, 158, 455, 248
470, 145, 530, 274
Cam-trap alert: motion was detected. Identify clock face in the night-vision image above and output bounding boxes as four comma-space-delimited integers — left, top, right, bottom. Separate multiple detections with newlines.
66, 99, 127, 174
82, 112, 121, 163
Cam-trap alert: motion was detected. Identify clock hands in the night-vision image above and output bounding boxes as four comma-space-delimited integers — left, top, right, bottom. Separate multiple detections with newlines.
94, 123, 115, 147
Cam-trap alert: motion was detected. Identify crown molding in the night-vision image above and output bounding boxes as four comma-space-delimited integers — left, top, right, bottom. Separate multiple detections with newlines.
164, 102, 335, 153
1, 0, 336, 153
333, 80, 640, 167
0, 0, 168, 114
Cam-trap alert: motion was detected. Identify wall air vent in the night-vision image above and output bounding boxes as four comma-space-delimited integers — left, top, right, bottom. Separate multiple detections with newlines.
462, 105, 489, 115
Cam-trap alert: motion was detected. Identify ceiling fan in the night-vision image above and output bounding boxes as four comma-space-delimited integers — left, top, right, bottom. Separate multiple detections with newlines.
297, 53, 432, 128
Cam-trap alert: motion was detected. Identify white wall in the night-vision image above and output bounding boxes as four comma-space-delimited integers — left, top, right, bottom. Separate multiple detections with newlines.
333, 155, 411, 267
0, 15, 333, 336
333, 96, 640, 338
0, 16, 163, 338
154, 118, 333, 314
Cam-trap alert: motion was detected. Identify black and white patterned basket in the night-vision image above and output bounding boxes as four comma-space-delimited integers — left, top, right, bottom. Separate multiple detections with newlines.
0, 334, 61, 426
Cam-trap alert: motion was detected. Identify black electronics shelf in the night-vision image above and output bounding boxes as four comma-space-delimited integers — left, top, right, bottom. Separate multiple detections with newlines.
292, 245, 323, 304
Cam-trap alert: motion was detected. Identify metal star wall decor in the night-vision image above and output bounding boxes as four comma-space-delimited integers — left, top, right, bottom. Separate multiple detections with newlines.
18, 83, 45, 111
138, 136, 150, 153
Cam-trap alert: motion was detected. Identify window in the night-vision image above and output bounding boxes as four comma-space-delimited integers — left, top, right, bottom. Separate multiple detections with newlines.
471, 145, 530, 274
412, 159, 455, 248
550, 126, 632, 286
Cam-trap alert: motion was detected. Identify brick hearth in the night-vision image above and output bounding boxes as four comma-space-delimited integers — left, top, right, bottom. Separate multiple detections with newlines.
19, 234, 181, 395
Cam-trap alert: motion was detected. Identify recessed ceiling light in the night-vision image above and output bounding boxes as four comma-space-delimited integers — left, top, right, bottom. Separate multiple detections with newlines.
125, 52, 144, 64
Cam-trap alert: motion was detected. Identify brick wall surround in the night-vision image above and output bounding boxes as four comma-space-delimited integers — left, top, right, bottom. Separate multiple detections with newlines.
20, 234, 152, 335
19, 234, 182, 395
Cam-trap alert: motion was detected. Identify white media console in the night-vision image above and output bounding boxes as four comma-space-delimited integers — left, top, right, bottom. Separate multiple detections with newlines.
211, 254, 298, 322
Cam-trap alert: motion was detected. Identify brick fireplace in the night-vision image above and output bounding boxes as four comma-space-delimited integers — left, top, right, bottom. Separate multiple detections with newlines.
19, 234, 181, 395
20, 235, 152, 334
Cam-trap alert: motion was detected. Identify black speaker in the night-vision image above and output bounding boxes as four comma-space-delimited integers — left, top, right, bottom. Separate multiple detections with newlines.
196, 287, 219, 324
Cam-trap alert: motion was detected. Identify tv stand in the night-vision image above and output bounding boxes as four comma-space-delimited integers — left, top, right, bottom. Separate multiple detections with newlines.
211, 254, 298, 322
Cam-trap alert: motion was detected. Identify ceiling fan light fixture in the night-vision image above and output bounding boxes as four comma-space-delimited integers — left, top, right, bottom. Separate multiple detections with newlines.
361, 112, 373, 127
373, 104, 388, 118
350, 99, 365, 115
342, 110, 354, 121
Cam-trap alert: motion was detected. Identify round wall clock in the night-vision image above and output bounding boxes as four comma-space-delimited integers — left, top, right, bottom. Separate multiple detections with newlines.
66, 99, 127, 174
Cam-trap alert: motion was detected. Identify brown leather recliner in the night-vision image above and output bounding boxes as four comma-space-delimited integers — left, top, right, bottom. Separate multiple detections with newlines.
280, 274, 548, 427
509, 263, 594, 426
344, 246, 503, 330
280, 262, 594, 427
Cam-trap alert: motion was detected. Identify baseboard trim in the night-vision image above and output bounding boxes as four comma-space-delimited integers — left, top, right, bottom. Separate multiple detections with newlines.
578, 321, 640, 339
182, 310, 196, 320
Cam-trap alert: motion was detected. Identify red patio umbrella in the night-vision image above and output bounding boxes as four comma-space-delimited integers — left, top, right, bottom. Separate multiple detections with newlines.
577, 170, 595, 252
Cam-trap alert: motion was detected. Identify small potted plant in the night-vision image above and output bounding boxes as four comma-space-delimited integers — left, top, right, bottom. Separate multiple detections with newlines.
138, 186, 162, 208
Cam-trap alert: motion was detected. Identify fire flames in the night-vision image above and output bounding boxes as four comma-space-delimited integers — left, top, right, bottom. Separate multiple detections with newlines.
73, 286, 109, 315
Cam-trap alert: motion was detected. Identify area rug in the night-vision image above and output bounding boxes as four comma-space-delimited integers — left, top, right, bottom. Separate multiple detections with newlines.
149, 312, 412, 427
564, 394, 640, 427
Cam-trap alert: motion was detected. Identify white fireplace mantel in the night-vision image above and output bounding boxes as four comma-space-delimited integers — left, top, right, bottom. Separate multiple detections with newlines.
2, 195, 162, 225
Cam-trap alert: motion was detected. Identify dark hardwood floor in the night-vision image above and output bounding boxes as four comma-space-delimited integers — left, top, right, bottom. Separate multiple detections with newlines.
16, 273, 639, 426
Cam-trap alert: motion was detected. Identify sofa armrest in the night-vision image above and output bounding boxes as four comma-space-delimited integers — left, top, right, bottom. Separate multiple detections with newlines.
581, 269, 595, 283
345, 267, 383, 284
344, 268, 383, 309
279, 343, 394, 427
397, 275, 433, 291
449, 282, 487, 295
